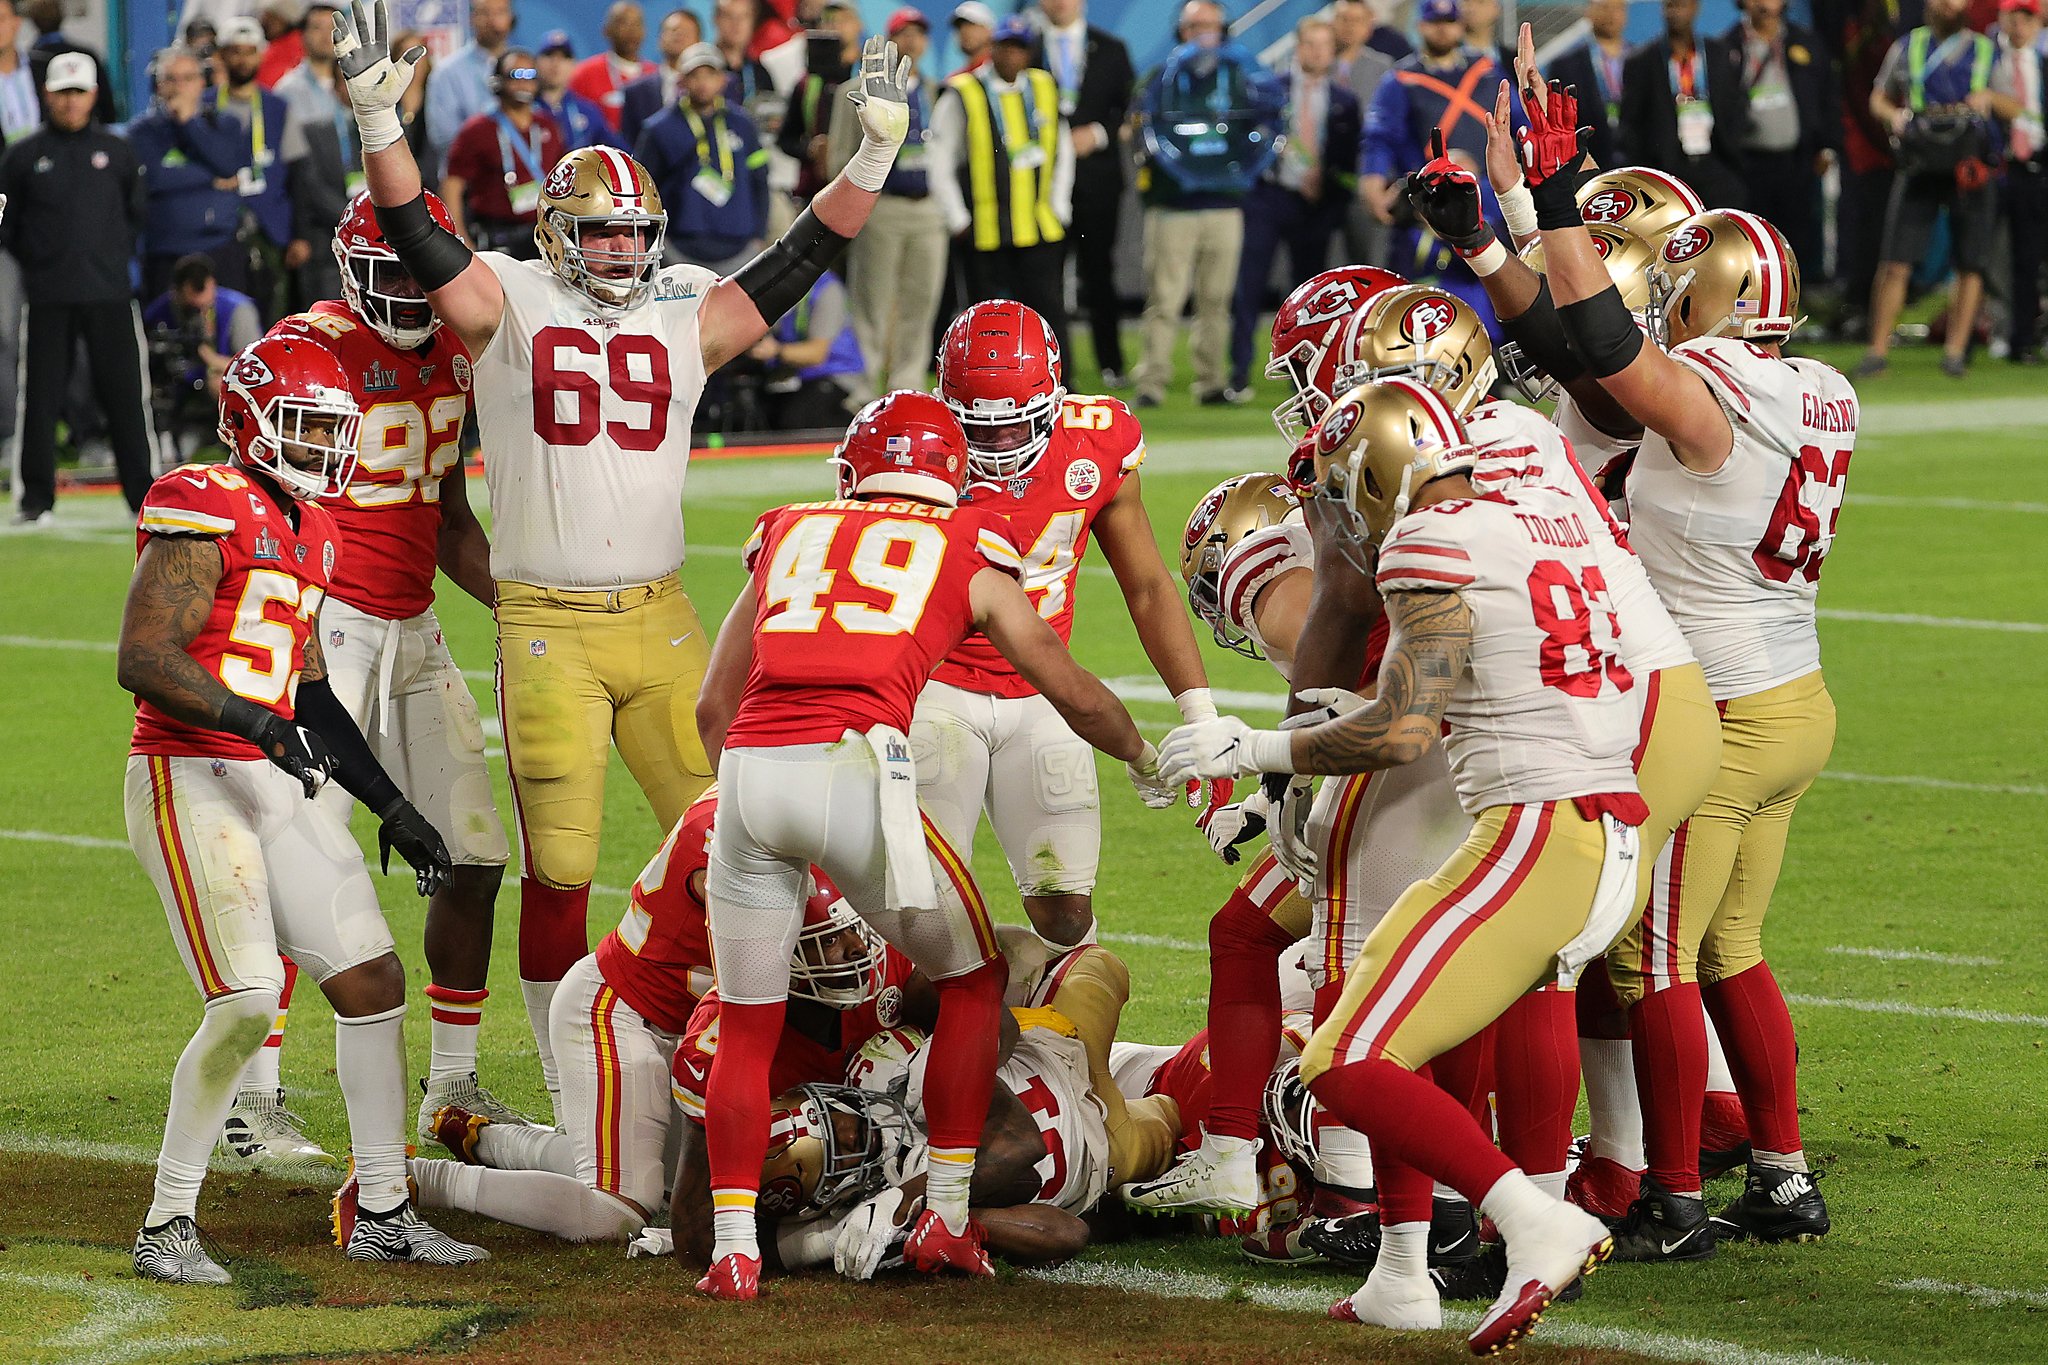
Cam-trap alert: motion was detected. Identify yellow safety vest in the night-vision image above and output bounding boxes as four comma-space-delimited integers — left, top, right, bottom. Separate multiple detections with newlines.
948, 67, 1065, 251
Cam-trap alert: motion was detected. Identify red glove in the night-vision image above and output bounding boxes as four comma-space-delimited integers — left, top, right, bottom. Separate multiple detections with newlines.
1516, 80, 1592, 226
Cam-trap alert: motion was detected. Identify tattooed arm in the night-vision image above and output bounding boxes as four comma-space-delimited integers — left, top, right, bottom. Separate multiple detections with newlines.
116, 535, 233, 729
1288, 588, 1471, 774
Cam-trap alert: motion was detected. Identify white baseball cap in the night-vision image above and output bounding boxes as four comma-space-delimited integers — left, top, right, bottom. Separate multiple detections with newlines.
952, 2, 997, 28
44, 51, 97, 93
220, 17, 268, 49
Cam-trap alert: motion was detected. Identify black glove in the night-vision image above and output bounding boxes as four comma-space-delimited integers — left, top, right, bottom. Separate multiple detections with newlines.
1406, 127, 1493, 256
376, 796, 451, 897
222, 695, 336, 798
1385, 177, 1420, 229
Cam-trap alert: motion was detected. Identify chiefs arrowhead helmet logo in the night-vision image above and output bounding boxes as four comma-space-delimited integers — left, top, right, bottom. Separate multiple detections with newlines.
1400, 298, 1456, 344
1294, 279, 1360, 328
1582, 188, 1636, 223
1664, 224, 1713, 262
228, 352, 275, 388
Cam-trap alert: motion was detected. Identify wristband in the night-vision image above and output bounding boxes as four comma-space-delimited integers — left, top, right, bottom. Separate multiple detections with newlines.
1174, 687, 1218, 723
843, 133, 898, 193
218, 694, 279, 746
1464, 238, 1510, 277
1246, 728, 1296, 775
1498, 180, 1538, 240
354, 105, 406, 157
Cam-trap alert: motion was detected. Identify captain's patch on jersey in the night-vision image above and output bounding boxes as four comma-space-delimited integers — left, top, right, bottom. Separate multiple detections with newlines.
1066, 459, 1101, 500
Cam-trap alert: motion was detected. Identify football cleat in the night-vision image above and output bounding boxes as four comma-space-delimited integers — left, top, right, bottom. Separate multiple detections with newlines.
133, 1216, 232, 1285
1435, 1241, 1584, 1305
1566, 1154, 1643, 1222
428, 1104, 492, 1165
330, 1161, 422, 1249
345, 1202, 490, 1265
417, 1073, 537, 1146
1240, 1213, 1322, 1265
216, 1088, 335, 1176
1468, 1202, 1611, 1357
1300, 1210, 1382, 1268
1120, 1135, 1262, 1215
1610, 1179, 1717, 1262
697, 1251, 762, 1300
1711, 1165, 1830, 1243
903, 1210, 995, 1276
1430, 1195, 1481, 1266
1330, 1269, 1443, 1331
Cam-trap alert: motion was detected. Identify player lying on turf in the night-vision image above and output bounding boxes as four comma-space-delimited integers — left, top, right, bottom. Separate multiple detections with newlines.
119, 334, 480, 1283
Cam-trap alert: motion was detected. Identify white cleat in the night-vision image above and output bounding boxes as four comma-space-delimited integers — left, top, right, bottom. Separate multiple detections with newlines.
346, 1202, 491, 1265
133, 1215, 233, 1285
216, 1088, 336, 1177
1470, 1200, 1612, 1357
416, 1072, 537, 1145
1120, 1135, 1263, 1215
1330, 1267, 1443, 1331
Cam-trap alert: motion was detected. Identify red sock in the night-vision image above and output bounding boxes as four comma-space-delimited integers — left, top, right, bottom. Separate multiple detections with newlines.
1312, 978, 1346, 1028
923, 960, 1006, 1150
1309, 1058, 1514, 1208
1701, 1089, 1749, 1149
1431, 1027, 1496, 1131
702, 998, 787, 1201
517, 879, 591, 981
1630, 982, 1707, 1191
1203, 890, 1298, 1141
1494, 988, 1580, 1180
1702, 962, 1803, 1155
1575, 957, 1632, 1040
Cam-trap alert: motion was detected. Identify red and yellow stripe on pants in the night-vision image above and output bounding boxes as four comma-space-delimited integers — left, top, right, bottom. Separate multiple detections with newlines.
144, 755, 232, 998
587, 982, 627, 1197
1240, 847, 1313, 941
1317, 773, 1375, 982
921, 811, 1002, 973
1301, 800, 1616, 1082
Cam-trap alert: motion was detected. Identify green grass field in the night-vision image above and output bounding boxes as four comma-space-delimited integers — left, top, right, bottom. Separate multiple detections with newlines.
2, 341, 2044, 1365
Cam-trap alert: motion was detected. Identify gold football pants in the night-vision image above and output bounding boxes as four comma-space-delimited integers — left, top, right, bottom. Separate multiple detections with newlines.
1036, 945, 1182, 1185
495, 574, 716, 891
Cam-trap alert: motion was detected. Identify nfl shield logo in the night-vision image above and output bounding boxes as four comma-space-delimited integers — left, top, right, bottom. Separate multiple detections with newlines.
329, 629, 345, 649
531, 639, 548, 656
210, 759, 227, 777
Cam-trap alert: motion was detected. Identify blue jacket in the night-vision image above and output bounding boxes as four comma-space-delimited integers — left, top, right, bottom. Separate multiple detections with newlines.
539, 90, 629, 151
619, 72, 668, 151
126, 104, 249, 257
206, 85, 294, 248
776, 272, 864, 382
637, 98, 770, 263
1364, 47, 1526, 220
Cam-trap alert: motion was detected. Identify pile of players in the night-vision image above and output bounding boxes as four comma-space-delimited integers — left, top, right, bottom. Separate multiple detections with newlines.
110, 12, 1852, 1358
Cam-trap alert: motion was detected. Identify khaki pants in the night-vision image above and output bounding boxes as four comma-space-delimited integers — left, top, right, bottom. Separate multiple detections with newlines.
1136, 206, 1243, 402
1027, 945, 1181, 1186
847, 193, 949, 398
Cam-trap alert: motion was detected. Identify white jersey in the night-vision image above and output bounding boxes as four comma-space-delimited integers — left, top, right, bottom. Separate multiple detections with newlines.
1552, 391, 1640, 506
1377, 486, 1643, 814
1216, 518, 1314, 667
1627, 336, 1857, 701
474, 254, 717, 589
997, 1028, 1111, 1214
1467, 400, 1695, 675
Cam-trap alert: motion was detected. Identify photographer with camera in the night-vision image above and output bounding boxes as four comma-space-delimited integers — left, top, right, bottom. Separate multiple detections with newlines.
142, 253, 262, 402
1862, 0, 2021, 378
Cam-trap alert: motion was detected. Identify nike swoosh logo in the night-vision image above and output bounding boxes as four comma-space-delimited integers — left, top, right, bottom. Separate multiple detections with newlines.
1661, 1235, 1697, 1255
1433, 1240, 1469, 1257
181, 474, 209, 488
670, 633, 693, 646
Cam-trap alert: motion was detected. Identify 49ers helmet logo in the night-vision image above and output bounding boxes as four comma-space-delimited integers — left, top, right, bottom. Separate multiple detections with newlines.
1582, 188, 1636, 223
1295, 279, 1360, 326
1317, 400, 1361, 453
1590, 233, 1614, 260
543, 160, 578, 200
1185, 487, 1228, 550
1664, 224, 1713, 262
1400, 297, 1455, 344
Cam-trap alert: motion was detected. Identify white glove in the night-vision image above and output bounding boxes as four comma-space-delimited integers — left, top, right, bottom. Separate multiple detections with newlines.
834, 1187, 917, 1280
1285, 687, 1372, 729
1158, 716, 1294, 785
1268, 774, 1320, 890
333, 0, 424, 154
1199, 783, 1272, 863
1127, 741, 1178, 809
626, 1226, 674, 1257
843, 36, 914, 192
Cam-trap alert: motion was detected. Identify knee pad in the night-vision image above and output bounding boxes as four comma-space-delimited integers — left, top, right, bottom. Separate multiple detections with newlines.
502, 675, 589, 783
664, 672, 714, 781
203, 987, 282, 1067
527, 832, 601, 892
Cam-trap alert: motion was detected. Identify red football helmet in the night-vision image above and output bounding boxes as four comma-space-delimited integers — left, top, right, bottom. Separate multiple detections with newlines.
333, 190, 451, 349
936, 299, 1065, 480
789, 870, 887, 1009
216, 335, 363, 501
831, 389, 971, 505
1266, 265, 1406, 443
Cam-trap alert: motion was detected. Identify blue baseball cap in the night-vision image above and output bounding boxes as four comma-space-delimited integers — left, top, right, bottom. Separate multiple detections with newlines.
538, 28, 574, 55
992, 15, 1035, 45
1419, 0, 1462, 22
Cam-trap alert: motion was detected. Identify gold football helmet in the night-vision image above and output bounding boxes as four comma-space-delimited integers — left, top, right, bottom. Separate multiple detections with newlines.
1503, 224, 1661, 398
1179, 472, 1299, 658
1575, 166, 1707, 248
1331, 285, 1497, 418
1651, 209, 1803, 345
534, 146, 668, 309
757, 1084, 920, 1219
1309, 377, 1477, 567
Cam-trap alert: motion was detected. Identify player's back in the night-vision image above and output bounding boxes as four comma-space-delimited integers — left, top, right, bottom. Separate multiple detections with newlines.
1376, 485, 1641, 814
597, 784, 719, 1032
725, 497, 1023, 748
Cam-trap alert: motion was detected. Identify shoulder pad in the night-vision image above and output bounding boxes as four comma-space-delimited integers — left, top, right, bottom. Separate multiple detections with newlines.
138, 465, 251, 537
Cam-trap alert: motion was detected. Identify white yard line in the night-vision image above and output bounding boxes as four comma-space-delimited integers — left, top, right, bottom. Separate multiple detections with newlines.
1853, 494, 2048, 514
1817, 771, 2047, 798
1826, 946, 2002, 967
3, 828, 128, 850
1817, 609, 2048, 634
1887, 1277, 2048, 1309
1786, 993, 2048, 1028
1100, 931, 1207, 953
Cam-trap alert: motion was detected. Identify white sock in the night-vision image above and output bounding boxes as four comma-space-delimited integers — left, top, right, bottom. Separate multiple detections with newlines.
1314, 1123, 1375, 1193
1529, 1169, 1567, 1201
475, 1119, 576, 1175
1580, 1037, 1645, 1169
1703, 1010, 1737, 1093
424, 984, 488, 1084
1433, 1181, 1462, 1202
926, 1146, 976, 1234
711, 1188, 761, 1262
238, 957, 294, 1095
1202, 1131, 1256, 1160
520, 978, 562, 1107
1479, 1169, 1560, 1246
413, 1158, 640, 1241
1375, 1220, 1429, 1281
1752, 1147, 1808, 1173
147, 989, 277, 1226
774, 1212, 844, 1270
336, 1003, 411, 1215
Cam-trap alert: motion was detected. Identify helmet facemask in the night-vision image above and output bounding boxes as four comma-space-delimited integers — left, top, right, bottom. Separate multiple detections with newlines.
233, 387, 363, 501
549, 211, 667, 310
788, 900, 888, 1009
764, 1085, 921, 1217
1266, 340, 1329, 444
1183, 541, 1262, 660
1263, 1056, 1322, 1169
338, 244, 439, 349
953, 386, 1064, 482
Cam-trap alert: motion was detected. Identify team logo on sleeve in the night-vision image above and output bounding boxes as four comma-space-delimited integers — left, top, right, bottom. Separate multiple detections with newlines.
1400, 298, 1456, 344
451, 355, 473, 391
322, 541, 335, 576
1664, 224, 1713, 262
874, 984, 904, 1028
1065, 458, 1101, 500
1581, 188, 1635, 223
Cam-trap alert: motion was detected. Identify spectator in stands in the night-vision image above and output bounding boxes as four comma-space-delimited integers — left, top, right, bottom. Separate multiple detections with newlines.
716, 0, 776, 111
1838, 0, 1911, 338
210, 17, 301, 315
1032, 0, 1136, 387
143, 253, 261, 401
537, 30, 627, 150
0, 0, 38, 454
1620, 0, 1749, 209
130, 46, 251, 300
621, 8, 707, 148
1229, 16, 1360, 396
932, 16, 1073, 357
779, 0, 861, 205
442, 48, 566, 259
1727, 0, 1836, 283
639, 44, 768, 270
1462, 0, 1515, 68
285, 62, 353, 303
1335, 0, 1412, 65
826, 7, 943, 396
0, 53, 152, 522
571, 2, 655, 132
426, 0, 515, 179
1548, 0, 1630, 171
1863, 0, 2017, 375
1999, 0, 2045, 362
22, 0, 117, 124
1331, 0, 1399, 266
256, 0, 304, 88
273, 0, 343, 137
950, 1, 996, 77
750, 268, 865, 428
762, 0, 829, 93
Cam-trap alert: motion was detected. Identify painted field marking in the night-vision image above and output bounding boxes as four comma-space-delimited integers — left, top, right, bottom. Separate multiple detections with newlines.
1818, 609, 2048, 634
3, 828, 128, 850
1787, 993, 2048, 1028
1826, 946, 2002, 967
1887, 1277, 2048, 1309
1853, 494, 2048, 514
1101, 931, 1207, 953
1818, 771, 2047, 798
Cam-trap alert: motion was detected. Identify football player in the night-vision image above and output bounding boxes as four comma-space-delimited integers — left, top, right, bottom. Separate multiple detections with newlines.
1524, 72, 1848, 1254
119, 335, 480, 1282
225, 193, 523, 1160
915, 299, 1213, 950
691, 391, 1165, 1296
1160, 379, 1640, 1352
332, 0, 919, 1114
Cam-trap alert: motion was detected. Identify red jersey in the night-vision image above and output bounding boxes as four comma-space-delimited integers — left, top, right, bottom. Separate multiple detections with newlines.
266, 301, 472, 620
445, 110, 570, 224
932, 395, 1146, 699
129, 464, 341, 761
670, 948, 918, 1119
595, 785, 718, 1034
724, 498, 1023, 748
569, 52, 656, 128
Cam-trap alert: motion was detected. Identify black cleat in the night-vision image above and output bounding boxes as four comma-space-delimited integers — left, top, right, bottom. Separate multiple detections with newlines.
1700, 1137, 1753, 1181
1429, 1195, 1480, 1266
1300, 1209, 1381, 1267
1610, 1179, 1717, 1262
1711, 1165, 1830, 1243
